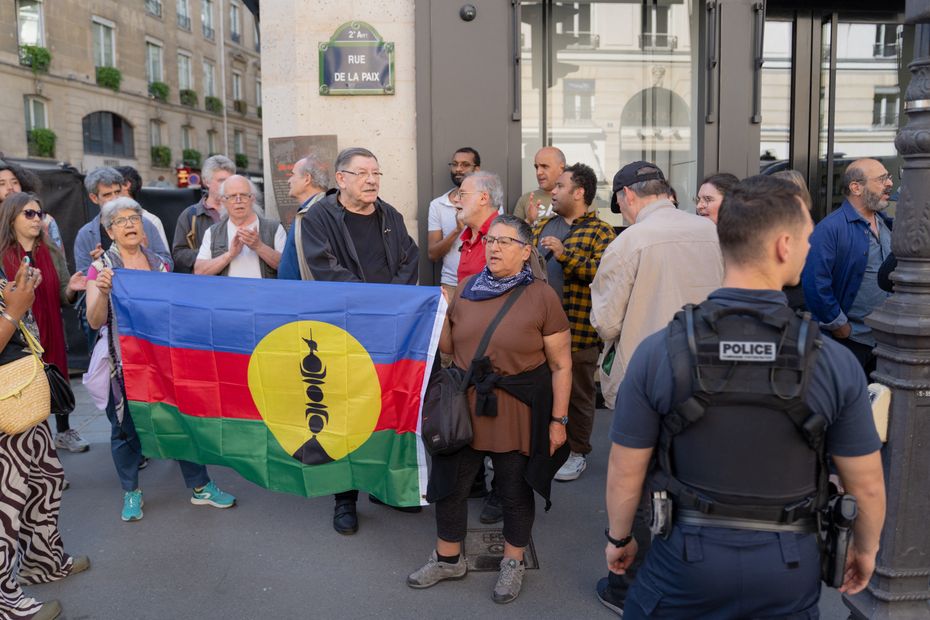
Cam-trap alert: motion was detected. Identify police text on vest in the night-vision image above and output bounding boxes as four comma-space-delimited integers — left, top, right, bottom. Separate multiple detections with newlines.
719, 341, 777, 362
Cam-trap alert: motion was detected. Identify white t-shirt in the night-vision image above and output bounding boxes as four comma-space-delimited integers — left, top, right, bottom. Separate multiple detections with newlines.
427, 189, 462, 286
197, 218, 287, 278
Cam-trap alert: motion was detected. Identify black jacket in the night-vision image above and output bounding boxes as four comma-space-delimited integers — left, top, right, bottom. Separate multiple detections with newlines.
299, 188, 418, 284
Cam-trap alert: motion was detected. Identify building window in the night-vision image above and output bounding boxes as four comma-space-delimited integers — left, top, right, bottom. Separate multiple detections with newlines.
182, 126, 194, 150
207, 129, 217, 155
255, 79, 262, 106
257, 132, 263, 166
232, 71, 242, 100
230, 2, 241, 43
641, 5, 675, 50
563, 79, 594, 122
145, 0, 162, 18
17, 0, 45, 47
873, 88, 900, 127
24, 97, 48, 131
203, 60, 216, 96
92, 17, 116, 68
149, 119, 163, 147
202, 0, 214, 39
146, 41, 163, 83
253, 20, 260, 52
176, 0, 191, 29
233, 129, 244, 154
83, 111, 134, 157
178, 51, 192, 90
874, 24, 900, 58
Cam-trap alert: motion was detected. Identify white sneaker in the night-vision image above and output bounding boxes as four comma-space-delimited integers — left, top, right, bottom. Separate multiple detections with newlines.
554, 452, 586, 481
55, 429, 89, 453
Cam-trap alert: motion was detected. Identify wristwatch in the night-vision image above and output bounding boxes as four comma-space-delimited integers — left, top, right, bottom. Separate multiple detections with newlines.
551, 415, 568, 425
605, 529, 634, 548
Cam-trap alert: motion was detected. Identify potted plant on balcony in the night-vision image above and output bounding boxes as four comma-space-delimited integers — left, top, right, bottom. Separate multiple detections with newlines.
27, 128, 56, 158
205, 96, 223, 114
180, 89, 198, 107
96, 66, 122, 92
182, 149, 202, 168
151, 145, 172, 168
19, 45, 51, 74
148, 81, 169, 102
235, 153, 248, 170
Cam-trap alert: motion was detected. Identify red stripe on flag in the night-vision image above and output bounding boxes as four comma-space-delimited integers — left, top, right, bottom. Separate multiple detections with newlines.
119, 336, 426, 432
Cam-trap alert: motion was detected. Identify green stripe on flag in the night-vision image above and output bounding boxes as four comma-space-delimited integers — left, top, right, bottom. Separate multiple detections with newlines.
128, 400, 424, 506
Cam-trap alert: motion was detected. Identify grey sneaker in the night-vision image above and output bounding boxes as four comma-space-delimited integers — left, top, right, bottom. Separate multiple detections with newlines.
407, 550, 467, 589
55, 429, 89, 453
492, 557, 525, 604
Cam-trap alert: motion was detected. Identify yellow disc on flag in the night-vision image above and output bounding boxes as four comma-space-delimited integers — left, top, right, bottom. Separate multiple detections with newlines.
247, 320, 381, 464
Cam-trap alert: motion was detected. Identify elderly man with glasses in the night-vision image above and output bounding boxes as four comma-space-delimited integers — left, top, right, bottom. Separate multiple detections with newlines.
194, 174, 285, 279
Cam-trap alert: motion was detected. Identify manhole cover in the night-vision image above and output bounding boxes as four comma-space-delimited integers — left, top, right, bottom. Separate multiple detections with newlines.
464, 528, 538, 572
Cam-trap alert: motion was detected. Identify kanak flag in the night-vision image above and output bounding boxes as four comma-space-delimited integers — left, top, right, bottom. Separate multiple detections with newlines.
111, 270, 445, 506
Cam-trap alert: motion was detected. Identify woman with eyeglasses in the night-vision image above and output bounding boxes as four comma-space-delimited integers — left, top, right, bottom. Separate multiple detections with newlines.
695, 172, 740, 223
408, 214, 571, 604
85, 197, 236, 522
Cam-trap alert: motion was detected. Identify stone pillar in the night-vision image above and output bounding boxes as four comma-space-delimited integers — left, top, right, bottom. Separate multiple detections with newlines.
845, 5, 930, 619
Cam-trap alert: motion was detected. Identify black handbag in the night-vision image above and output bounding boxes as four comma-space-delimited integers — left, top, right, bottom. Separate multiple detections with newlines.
45, 362, 75, 415
421, 285, 527, 456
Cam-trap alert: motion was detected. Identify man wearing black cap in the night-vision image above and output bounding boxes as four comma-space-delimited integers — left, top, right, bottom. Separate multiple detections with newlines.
590, 160, 724, 613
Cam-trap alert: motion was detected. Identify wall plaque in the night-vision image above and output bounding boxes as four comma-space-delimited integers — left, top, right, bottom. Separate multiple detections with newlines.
319, 22, 395, 95
268, 135, 338, 227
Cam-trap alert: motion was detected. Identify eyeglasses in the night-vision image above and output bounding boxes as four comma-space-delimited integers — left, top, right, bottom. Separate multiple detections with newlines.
457, 191, 485, 199
339, 169, 383, 180
111, 214, 142, 227
222, 193, 254, 203
448, 161, 476, 170
482, 234, 528, 248
869, 173, 894, 184
693, 195, 718, 205
21, 208, 44, 220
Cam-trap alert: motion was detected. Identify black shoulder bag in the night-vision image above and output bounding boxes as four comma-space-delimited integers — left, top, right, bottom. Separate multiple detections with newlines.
421, 285, 528, 456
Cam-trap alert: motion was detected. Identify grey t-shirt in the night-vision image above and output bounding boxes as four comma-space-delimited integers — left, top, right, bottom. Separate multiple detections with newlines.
536, 216, 572, 301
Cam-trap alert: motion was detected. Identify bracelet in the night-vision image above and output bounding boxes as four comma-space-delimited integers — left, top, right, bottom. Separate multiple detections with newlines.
605, 529, 634, 548
1, 311, 18, 327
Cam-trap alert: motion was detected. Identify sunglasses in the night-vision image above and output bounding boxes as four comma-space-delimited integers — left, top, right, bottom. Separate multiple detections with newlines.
22, 208, 44, 220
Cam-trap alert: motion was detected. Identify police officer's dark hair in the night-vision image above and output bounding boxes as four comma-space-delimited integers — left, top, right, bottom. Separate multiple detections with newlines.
454, 147, 481, 167
565, 162, 597, 206
0, 157, 41, 194
335, 147, 377, 173
115, 166, 143, 200
491, 213, 533, 245
717, 175, 808, 266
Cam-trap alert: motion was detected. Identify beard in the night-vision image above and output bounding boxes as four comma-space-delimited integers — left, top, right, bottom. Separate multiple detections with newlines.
451, 172, 465, 187
864, 187, 889, 212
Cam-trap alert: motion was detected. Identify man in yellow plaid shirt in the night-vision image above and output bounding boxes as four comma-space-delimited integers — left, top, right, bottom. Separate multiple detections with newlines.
533, 162, 616, 481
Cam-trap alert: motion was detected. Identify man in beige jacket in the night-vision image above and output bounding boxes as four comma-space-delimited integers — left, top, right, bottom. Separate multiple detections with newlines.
591, 161, 723, 410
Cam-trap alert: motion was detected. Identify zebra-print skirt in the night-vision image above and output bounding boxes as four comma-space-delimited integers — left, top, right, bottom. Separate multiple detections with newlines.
0, 420, 74, 619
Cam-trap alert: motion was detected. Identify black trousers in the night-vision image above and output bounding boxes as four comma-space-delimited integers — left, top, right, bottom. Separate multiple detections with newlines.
436, 446, 535, 548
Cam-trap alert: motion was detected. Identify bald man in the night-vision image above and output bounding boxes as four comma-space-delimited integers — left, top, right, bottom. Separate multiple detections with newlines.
512, 147, 566, 225
802, 158, 894, 376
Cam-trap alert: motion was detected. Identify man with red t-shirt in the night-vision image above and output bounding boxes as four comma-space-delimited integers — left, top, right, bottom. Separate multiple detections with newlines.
456, 171, 502, 282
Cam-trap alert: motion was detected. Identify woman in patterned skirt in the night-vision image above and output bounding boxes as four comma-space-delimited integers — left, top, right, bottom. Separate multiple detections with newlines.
0, 259, 89, 620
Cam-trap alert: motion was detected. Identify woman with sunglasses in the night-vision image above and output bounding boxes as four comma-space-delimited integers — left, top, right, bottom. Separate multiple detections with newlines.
0, 192, 87, 452
408, 214, 571, 604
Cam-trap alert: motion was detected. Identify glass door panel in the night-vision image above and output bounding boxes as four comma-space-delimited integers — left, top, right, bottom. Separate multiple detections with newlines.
760, 19, 793, 172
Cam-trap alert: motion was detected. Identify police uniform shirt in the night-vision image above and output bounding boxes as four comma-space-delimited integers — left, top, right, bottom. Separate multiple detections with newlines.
610, 288, 882, 458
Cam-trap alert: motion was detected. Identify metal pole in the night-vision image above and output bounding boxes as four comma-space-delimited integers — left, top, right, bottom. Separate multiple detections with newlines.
844, 3, 930, 618
219, 0, 229, 156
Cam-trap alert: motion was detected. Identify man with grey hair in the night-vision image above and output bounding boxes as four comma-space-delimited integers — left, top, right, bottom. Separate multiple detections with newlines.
299, 146, 419, 535
278, 152, 333, 280
172, 154, 237, 273
456, 171, 503, 282
801, 158, 894, 375
194, 175, 284, 279
74, 167, 172, 275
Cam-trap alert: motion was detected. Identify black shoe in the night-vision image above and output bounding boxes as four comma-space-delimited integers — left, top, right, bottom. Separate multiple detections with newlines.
596, 576, 625, 616
368, 494, 422, 513
333, 500, 358, 535
479, 491, 503, 524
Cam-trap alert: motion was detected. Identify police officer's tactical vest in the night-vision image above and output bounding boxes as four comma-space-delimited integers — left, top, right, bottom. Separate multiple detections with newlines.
209, 215, 279, 279
658, 301, 829, 524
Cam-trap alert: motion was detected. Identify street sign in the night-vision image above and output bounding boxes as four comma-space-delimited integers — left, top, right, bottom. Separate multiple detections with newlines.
319, 22, 395, 96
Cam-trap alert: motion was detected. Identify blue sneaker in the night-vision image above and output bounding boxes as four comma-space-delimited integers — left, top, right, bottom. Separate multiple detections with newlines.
121, 490, 143, 522
191, 481, 236, 508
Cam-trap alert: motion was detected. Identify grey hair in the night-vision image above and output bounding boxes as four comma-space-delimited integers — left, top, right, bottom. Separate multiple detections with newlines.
629, 179, 671, 198
467, 171, 504, 210
85, 167, 125, 195
842, 163, 866, 197
218, 175, 264, 212
202, 155, 237, 184
296, 152, 332, 191
100, 196, 143, 228
490, 213, 532, 245
335, 147, 377, 173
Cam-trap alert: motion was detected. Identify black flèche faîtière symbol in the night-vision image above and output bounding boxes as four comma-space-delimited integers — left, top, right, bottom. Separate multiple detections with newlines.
291, 329, 334, 465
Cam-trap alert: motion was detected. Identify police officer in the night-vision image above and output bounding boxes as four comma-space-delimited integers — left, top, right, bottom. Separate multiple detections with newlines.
602, 175, 886, 618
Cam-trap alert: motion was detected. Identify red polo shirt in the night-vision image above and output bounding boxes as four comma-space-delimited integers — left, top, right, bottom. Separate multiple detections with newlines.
456, 212, 497, 282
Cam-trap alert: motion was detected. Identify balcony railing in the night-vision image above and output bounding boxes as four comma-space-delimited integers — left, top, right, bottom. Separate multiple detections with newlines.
640, 33, 678, 51
203, 24, 215, 39
177, 14, 191, 30
145, 0, 162, 18
873, 41, 899, 58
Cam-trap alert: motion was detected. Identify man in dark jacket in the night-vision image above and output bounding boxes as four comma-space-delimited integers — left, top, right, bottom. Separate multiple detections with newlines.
297, 147, 420, 534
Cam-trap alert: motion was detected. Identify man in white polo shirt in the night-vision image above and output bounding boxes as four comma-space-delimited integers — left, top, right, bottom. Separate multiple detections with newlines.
194, 175, 285, 279
427, 147, 480, 296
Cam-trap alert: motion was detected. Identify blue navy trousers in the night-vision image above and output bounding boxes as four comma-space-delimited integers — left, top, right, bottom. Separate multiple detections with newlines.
105, 391, 210, 492
624, 525, 821, 619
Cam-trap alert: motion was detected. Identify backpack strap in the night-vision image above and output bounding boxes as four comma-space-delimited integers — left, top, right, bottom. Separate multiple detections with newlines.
294, 211, 315, 281
461, 285, 528, 389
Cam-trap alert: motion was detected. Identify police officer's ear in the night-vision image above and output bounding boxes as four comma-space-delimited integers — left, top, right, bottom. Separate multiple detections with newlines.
774, 231, 792, 264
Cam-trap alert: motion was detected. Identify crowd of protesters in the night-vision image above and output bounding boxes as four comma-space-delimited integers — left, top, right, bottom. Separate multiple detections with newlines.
0, 147, 889, 618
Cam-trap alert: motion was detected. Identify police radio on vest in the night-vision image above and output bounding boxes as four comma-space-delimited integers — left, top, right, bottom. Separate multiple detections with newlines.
718, 341, 777, 362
